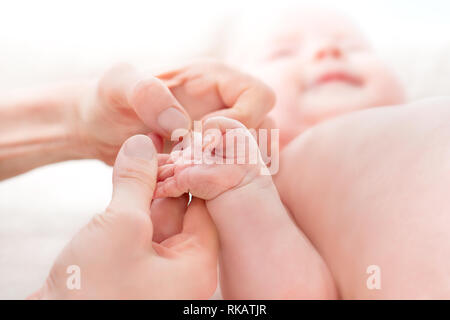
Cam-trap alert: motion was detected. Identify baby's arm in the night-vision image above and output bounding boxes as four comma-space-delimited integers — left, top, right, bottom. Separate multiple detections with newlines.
156, 117, 336, 299
207, 176, 336, 299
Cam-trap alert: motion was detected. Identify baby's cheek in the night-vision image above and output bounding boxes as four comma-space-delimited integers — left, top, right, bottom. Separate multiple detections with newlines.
372, 71, 405, 106
354, 56, 405, 107
266, 78, 302, 116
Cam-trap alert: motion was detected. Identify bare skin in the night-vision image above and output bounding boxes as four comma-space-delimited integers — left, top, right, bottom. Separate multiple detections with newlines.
0, 61, 274, 180
155, 117, 336, 299
31, 135, 219, 299
275, 98, 450, 299
229, 8, 405, 147
5, 8, 448, 298
0, 61, 275, 299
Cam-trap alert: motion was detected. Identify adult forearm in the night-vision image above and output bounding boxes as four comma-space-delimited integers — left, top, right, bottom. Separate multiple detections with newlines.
0, 84, 90, 180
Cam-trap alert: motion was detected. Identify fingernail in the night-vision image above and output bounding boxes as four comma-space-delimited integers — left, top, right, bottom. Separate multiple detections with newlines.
123, 135, 155, 160
157, 107, 190, 134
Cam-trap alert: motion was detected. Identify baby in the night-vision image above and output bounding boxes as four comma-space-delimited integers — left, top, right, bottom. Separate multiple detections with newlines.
156, 8, 450, 299
225, 8, 405, 146
6, 6, 446, 299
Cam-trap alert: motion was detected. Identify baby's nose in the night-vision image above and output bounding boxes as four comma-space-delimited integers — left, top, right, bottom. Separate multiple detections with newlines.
314, 44, 342, 61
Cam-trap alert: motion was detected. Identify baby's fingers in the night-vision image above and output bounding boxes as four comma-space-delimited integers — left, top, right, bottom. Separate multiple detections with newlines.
157, 153, 170, 166
158, 164, 176, 182
155, 177, 187, 199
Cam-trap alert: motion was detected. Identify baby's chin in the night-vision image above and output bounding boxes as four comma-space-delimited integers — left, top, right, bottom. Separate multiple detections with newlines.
297, 85, 373, 123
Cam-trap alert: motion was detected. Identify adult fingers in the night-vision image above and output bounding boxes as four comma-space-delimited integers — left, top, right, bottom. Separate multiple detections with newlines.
151, 195, 189, 243
203, 68, 276, 129
99, 64, 191, 138
108, 135, 158, 242
160, 198, 219, 261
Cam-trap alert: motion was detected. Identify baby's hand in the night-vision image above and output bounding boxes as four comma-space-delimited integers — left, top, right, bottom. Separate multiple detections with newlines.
155, 117, 268, 201
156, 118, 336, 300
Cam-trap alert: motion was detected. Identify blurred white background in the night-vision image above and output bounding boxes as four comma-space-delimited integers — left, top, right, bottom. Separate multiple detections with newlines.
1, 0, 450, 94
0, 0, 449, 299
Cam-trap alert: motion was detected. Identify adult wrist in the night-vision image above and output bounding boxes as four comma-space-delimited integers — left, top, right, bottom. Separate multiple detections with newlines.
66, 81, 101, 161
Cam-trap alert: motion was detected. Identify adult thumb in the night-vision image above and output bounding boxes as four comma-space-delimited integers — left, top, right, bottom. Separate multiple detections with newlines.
109, 135, 158, 215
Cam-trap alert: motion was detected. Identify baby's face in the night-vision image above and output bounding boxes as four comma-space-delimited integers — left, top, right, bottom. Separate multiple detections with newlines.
244, 11, 405, 143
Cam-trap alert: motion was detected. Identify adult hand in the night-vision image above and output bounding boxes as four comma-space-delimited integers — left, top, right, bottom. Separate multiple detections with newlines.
32, 135, 218, 299
78, 61, 275, 164
78, 64, 191, 164
157, 60, 276, 128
